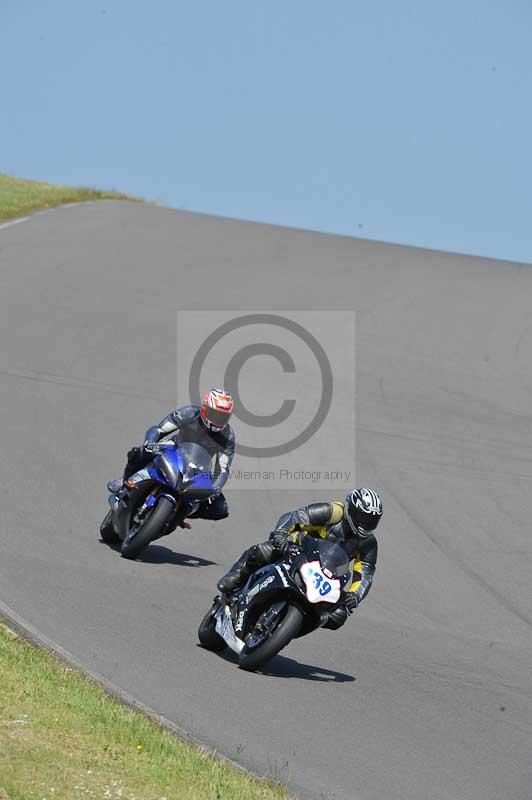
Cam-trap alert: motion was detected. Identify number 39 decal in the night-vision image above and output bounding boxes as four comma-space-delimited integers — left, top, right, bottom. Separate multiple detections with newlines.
301, 562, 341, 604
312, 571, 332, 596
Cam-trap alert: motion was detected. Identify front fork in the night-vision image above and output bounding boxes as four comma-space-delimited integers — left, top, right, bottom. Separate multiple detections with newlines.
147, 494, 200, 537
113, 485, 184, 542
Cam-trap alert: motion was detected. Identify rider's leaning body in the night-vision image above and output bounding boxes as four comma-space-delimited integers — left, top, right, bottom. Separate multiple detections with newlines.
275, 499, 377, 606
108, 388, 235, 521
217, 487, 382, 629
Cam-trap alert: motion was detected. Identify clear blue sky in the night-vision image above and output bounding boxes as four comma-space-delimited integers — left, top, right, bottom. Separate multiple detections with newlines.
2, 1, 531, 263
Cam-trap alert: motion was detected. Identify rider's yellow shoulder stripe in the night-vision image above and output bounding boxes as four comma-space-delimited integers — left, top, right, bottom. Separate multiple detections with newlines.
329, 500, 344, 525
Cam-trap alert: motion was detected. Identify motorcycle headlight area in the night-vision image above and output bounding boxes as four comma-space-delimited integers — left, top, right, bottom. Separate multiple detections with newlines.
299, 561, 341, 604
158, 454, 179, 486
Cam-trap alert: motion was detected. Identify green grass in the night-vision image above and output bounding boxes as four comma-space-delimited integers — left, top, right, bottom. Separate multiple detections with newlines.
0, 173, 137, 221
0, 623, 289, 800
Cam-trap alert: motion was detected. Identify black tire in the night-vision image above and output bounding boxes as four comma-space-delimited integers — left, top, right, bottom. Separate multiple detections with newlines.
120, 496, 174, 559
238, 604, 303, 672
100, 510, 119, 544
198, 602, 227, 652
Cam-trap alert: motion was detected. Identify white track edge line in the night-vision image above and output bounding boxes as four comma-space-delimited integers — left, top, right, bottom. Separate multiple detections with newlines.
0, 596, 274, 788
0, 216, 30, 232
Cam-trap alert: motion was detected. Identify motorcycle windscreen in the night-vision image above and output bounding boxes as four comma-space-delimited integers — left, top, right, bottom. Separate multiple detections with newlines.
301, 537, 350, 579
178, 442, 215, 498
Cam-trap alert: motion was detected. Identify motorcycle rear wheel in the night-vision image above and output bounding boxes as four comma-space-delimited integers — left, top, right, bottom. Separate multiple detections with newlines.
120, 496, 174, 559
238, 604, 303, 672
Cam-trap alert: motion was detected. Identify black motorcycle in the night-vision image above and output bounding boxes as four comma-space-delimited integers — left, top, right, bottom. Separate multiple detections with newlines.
198, 537, 353, 671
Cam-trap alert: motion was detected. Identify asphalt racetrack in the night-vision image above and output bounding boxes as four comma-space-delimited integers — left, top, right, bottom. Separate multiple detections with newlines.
1, 202, 531, 799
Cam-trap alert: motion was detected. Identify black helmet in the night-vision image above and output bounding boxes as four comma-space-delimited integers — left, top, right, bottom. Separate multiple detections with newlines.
345, 488, 383, 537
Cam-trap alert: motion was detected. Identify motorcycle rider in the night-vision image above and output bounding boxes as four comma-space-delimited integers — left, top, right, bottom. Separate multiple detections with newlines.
217, 487, 382, 629
107, 388, 235, 522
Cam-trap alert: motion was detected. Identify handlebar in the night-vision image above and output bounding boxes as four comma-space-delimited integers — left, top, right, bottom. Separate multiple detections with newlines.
143, 440, 175, 454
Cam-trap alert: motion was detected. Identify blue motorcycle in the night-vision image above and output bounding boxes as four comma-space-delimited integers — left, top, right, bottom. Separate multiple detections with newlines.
100, 441, 215, 559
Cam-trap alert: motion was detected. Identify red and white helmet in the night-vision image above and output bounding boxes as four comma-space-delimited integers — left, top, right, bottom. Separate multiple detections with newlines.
200, 388, 234, 432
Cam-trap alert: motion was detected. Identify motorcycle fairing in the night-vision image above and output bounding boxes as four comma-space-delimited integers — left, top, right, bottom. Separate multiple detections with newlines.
149, 447, 214, 499
214, 605, 244, 653
300, 560, 342, 604
232, 562, 292, 640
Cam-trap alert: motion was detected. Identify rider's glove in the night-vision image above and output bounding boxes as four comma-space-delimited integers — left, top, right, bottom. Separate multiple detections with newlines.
270, 528, 289, 551
284, 543, 302, 561
127, 446, 144, 466
343, 593, 359, 614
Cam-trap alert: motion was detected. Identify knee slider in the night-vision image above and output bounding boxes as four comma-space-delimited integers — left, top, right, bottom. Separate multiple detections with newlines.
323, 607, 348, 630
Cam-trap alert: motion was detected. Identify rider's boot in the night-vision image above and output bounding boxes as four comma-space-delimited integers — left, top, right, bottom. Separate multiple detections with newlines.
217, 542, 274, 594
107, 446, 146, 495
217, 552, 250, 594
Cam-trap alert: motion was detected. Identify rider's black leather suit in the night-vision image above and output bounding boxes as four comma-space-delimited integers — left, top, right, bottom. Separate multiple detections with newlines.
220, 500, 378, 627
125, 405, 235, 520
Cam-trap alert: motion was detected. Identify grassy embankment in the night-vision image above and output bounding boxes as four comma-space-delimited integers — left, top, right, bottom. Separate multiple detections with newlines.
0, 173, 136, 221
0, 623, 288, 800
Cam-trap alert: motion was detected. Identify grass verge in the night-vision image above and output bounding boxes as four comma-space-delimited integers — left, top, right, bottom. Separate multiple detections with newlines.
0, 173, 137, 221
0, 622, 288, 800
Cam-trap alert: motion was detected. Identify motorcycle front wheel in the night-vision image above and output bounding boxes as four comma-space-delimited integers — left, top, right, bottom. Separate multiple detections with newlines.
238, 604, 303, 672
120, 496, 175, 559
100, 510, 119, 544
198, 601, 227, 652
